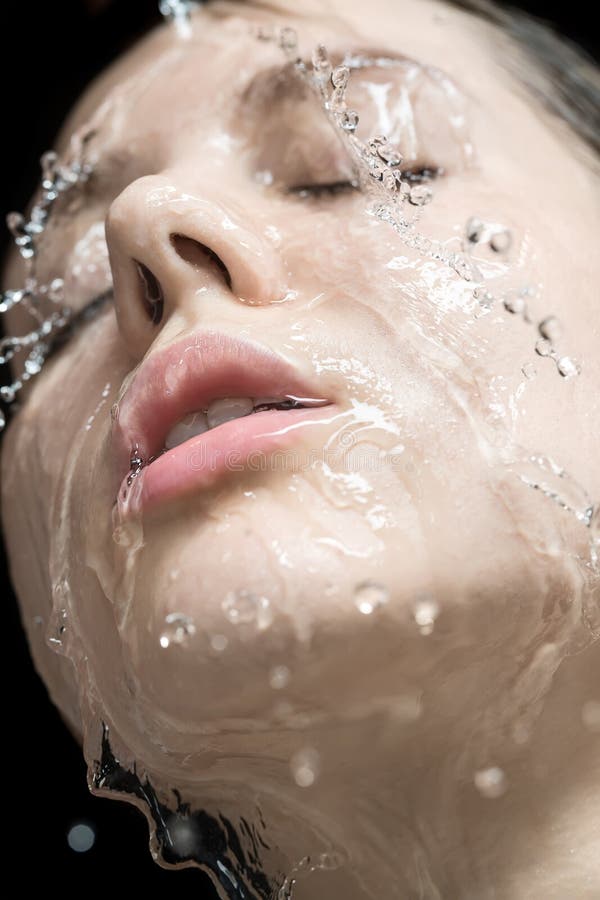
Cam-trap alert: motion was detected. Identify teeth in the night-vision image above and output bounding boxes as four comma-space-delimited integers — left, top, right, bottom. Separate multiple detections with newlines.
163, 395, 312, 451
165, 411, 209, 450
253, 397, 283, 407
206, 396, 254, 430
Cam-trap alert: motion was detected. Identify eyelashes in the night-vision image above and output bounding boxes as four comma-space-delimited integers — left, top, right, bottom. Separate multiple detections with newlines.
287, 166, 441, 201
288, 180, 358, 199
402, 165, 443, 183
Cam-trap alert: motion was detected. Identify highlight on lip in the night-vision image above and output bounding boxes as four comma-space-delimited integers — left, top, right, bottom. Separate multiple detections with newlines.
112, 330, 337, 513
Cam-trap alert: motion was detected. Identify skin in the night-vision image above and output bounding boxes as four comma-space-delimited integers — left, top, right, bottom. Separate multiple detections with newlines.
1, 1, 599, 897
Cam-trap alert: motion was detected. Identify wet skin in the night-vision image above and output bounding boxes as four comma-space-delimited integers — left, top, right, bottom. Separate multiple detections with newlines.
1, 1, 599, 897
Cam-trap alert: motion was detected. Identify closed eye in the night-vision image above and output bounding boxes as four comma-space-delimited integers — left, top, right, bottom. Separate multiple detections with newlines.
287, 180, 359, 200
402, 166, 443, 183
288, 167, 442, 201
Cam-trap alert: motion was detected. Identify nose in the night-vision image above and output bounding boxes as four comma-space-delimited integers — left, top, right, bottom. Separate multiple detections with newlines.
105, 173, 287, 357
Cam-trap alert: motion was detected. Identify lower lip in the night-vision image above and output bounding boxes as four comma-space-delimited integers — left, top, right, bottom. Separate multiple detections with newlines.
118, 404, 337, 517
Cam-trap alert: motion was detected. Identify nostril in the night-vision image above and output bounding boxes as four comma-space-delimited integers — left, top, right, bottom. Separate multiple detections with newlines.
170, 234, 233, 290
135, 261, 164, 325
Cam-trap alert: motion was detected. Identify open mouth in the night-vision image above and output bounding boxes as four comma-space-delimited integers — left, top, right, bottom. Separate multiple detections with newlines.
161, 395, 327, 454
112, 331, 337, 515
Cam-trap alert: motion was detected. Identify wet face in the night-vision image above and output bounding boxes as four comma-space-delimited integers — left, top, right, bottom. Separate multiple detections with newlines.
1, 0, 598, 818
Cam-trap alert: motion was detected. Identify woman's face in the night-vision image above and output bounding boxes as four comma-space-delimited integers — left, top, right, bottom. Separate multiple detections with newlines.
2, 0, 599, 887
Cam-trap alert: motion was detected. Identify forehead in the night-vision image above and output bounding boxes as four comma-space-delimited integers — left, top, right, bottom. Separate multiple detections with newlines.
59, 0, 499, 147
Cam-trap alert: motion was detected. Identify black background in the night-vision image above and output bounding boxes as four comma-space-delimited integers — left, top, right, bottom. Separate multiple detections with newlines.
1, 1, 597, 894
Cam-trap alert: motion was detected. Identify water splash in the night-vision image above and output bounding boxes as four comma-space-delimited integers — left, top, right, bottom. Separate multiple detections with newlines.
0, 131, 97, 425
25, 17, 599, 899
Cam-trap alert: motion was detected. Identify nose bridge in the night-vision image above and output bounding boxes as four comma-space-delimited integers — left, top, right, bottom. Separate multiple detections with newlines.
105, 172, 288, 356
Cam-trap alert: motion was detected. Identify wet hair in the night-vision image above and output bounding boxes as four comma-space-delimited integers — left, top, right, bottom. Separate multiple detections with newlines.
446, 0, 599, 157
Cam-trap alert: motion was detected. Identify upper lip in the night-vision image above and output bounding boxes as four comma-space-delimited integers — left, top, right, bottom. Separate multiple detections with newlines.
112, 330, 331, 481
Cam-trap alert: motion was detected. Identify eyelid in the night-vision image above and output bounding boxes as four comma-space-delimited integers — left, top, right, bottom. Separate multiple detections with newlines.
287, 180, 358, 199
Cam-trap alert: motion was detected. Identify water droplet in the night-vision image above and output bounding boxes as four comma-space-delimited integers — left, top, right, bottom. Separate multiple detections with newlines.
222, 590, 273, 629
474, 766, 508, 798
581, 700, 600, 733
413, 596, 440, 634
312, 44, 331, 75
331, 65, 350, 90
382, 169, 400, 192
48, 606, 68, 647
316, 851, 343, 871
518, 453, 593, 524
40, 150, 59, 185
503, 294, 526, 315
6, 211, 25, 237
269, 665, 291, 689
339, 109, 359, 132
354, 580, 389, 615
556, 356, 581, 379
25, 356, 42, 375
210, 633, 228, 652
535, 338, 554, 358
409, 184, 433, 206
376, 142, 402, 167
329, 85, 347, 111
290, 747, 320, 787
159, 612, 196, 648
466, 216, 484, 243
159, 0, 194, 23
67, 823, 95, 853
167, 815, 199, 856
521, 363, 537, 380
450, 254, 473, 281
538, 316, 561, 342
490, 229, 512, 253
